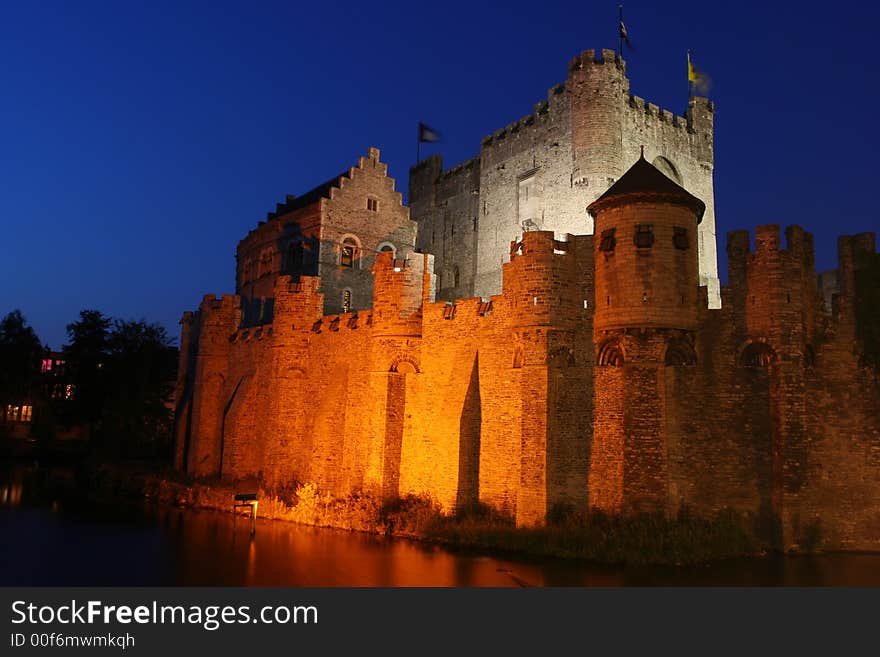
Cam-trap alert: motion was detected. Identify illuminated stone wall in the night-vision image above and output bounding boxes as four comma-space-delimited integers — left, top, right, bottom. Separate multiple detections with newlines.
409, 48, 721, 308
176, 182, 879, 553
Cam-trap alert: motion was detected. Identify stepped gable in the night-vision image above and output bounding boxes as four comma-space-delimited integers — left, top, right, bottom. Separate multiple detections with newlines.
587, 152, 706, 222
277, 171, 349, 214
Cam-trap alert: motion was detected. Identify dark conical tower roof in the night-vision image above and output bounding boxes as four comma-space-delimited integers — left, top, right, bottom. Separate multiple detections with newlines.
587, 152, 706, 223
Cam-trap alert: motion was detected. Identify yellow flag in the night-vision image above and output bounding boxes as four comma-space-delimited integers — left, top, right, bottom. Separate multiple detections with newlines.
687, 52, 711, 94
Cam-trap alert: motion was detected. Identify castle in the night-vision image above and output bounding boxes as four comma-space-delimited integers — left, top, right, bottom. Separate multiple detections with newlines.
410, 48, 721, 308
173, 50, 880, 551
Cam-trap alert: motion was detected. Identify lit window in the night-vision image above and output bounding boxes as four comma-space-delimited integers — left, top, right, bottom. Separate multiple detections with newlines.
599, 228, 616, 252
673, 227, 689, 250
5, 405, 32, 422
634, 224, 654, 248
366, 198, 378, 212
342, 289, 352, 313
340, 238, 359, 268
41, 359, 53, 373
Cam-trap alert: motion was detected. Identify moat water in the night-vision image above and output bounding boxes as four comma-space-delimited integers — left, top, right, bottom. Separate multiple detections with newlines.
2, 466, 879, 586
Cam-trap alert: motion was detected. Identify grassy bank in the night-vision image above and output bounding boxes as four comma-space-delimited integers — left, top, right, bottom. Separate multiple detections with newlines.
86, 465, 758, 566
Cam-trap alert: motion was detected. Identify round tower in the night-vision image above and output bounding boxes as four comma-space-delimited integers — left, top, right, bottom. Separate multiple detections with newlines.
587, 151, 705, 332
569, 49, 629, 196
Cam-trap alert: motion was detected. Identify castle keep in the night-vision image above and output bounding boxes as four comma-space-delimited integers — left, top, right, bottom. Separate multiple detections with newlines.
410, 48, 721, 308
174, 51, 880, 552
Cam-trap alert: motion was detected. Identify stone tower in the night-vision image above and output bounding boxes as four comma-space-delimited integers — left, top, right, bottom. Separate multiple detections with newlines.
586, 154, 705, 514
410, 48, 721, 309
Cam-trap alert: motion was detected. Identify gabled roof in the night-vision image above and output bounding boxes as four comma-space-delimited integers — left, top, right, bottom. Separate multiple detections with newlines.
587, 153, 705, 223
271, 171, 350, 218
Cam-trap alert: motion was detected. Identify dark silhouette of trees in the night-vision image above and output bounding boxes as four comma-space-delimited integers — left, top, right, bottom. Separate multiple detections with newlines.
2, 308, 177, 461
63, 310, 111, 432
0, 310, 42, 417
102, 319, 176, 459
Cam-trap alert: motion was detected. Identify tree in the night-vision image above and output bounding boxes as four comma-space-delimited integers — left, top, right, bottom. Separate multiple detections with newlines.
0, 310, 42, 407
63, 310, 111, 428
102, 319, 177, 459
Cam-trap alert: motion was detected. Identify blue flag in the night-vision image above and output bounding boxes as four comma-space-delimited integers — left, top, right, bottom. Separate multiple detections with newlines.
418, 122, 442, 143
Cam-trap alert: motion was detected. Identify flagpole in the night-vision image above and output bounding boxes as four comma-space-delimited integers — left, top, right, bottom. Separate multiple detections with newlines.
687, 50, 693, 99
619, 5, 623, 56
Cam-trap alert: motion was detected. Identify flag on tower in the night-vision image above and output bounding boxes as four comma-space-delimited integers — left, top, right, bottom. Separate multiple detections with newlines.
619, 5, 634, 53
687, 51, 711, 95
418, 122, 442, 143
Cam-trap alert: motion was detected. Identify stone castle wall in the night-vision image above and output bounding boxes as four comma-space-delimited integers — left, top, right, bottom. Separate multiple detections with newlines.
176, 221, 880, 551
409, 49, 722, 307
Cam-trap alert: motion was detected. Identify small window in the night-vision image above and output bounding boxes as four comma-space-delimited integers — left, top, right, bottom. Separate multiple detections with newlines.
673, 227, 689, 250
599, 228, 616, 252
634, 224, 654, 248
342, 289, 352, 313
340, 238, 359, 268
366, 198, 378, 212
453, 266, 460, 288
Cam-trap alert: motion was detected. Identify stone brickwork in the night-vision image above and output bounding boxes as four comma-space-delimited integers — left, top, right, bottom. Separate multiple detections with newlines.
409, 48, 722, 308
236, 147, 416, 321
175, 152, 879, 553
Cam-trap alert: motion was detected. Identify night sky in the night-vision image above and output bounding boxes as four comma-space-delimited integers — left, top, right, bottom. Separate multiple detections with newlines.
2, 0, 878, 348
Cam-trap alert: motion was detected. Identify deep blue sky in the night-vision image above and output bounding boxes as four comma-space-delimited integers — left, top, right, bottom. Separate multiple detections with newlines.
2, 1, 878, 348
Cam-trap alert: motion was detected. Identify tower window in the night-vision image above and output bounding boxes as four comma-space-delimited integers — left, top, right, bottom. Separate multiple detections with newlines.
673, 227, 689, 250
342, 289, 352, 313
599, 228, 616, 252
634, 224, 654, 248
366, 198, 378, 212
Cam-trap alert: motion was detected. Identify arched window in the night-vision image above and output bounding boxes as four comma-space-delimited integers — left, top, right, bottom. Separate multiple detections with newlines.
597, 340, 625, 366
339, 235, 361, 268
665, 340, 697, 366
377, 242, 396, 258
740, 341, 776, 368
652, 156, 683, 185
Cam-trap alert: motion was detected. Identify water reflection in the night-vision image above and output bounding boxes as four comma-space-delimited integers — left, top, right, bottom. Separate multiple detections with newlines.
1, 470, 879, 586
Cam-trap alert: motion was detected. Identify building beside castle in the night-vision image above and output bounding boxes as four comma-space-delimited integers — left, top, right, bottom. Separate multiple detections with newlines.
173, 50, 879, 552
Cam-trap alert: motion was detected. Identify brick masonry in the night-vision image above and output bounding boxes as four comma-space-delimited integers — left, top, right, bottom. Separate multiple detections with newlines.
174, 144, 879, 554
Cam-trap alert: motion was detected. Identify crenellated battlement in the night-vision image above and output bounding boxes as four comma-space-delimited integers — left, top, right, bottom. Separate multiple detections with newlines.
726, 224, 817, 265
438, 156, 479, 181
627, 95, 690, 133
568, 48, 625, 72
509, 230, 573, 260
200, 293, 240, 312
480, 81, 569, 149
